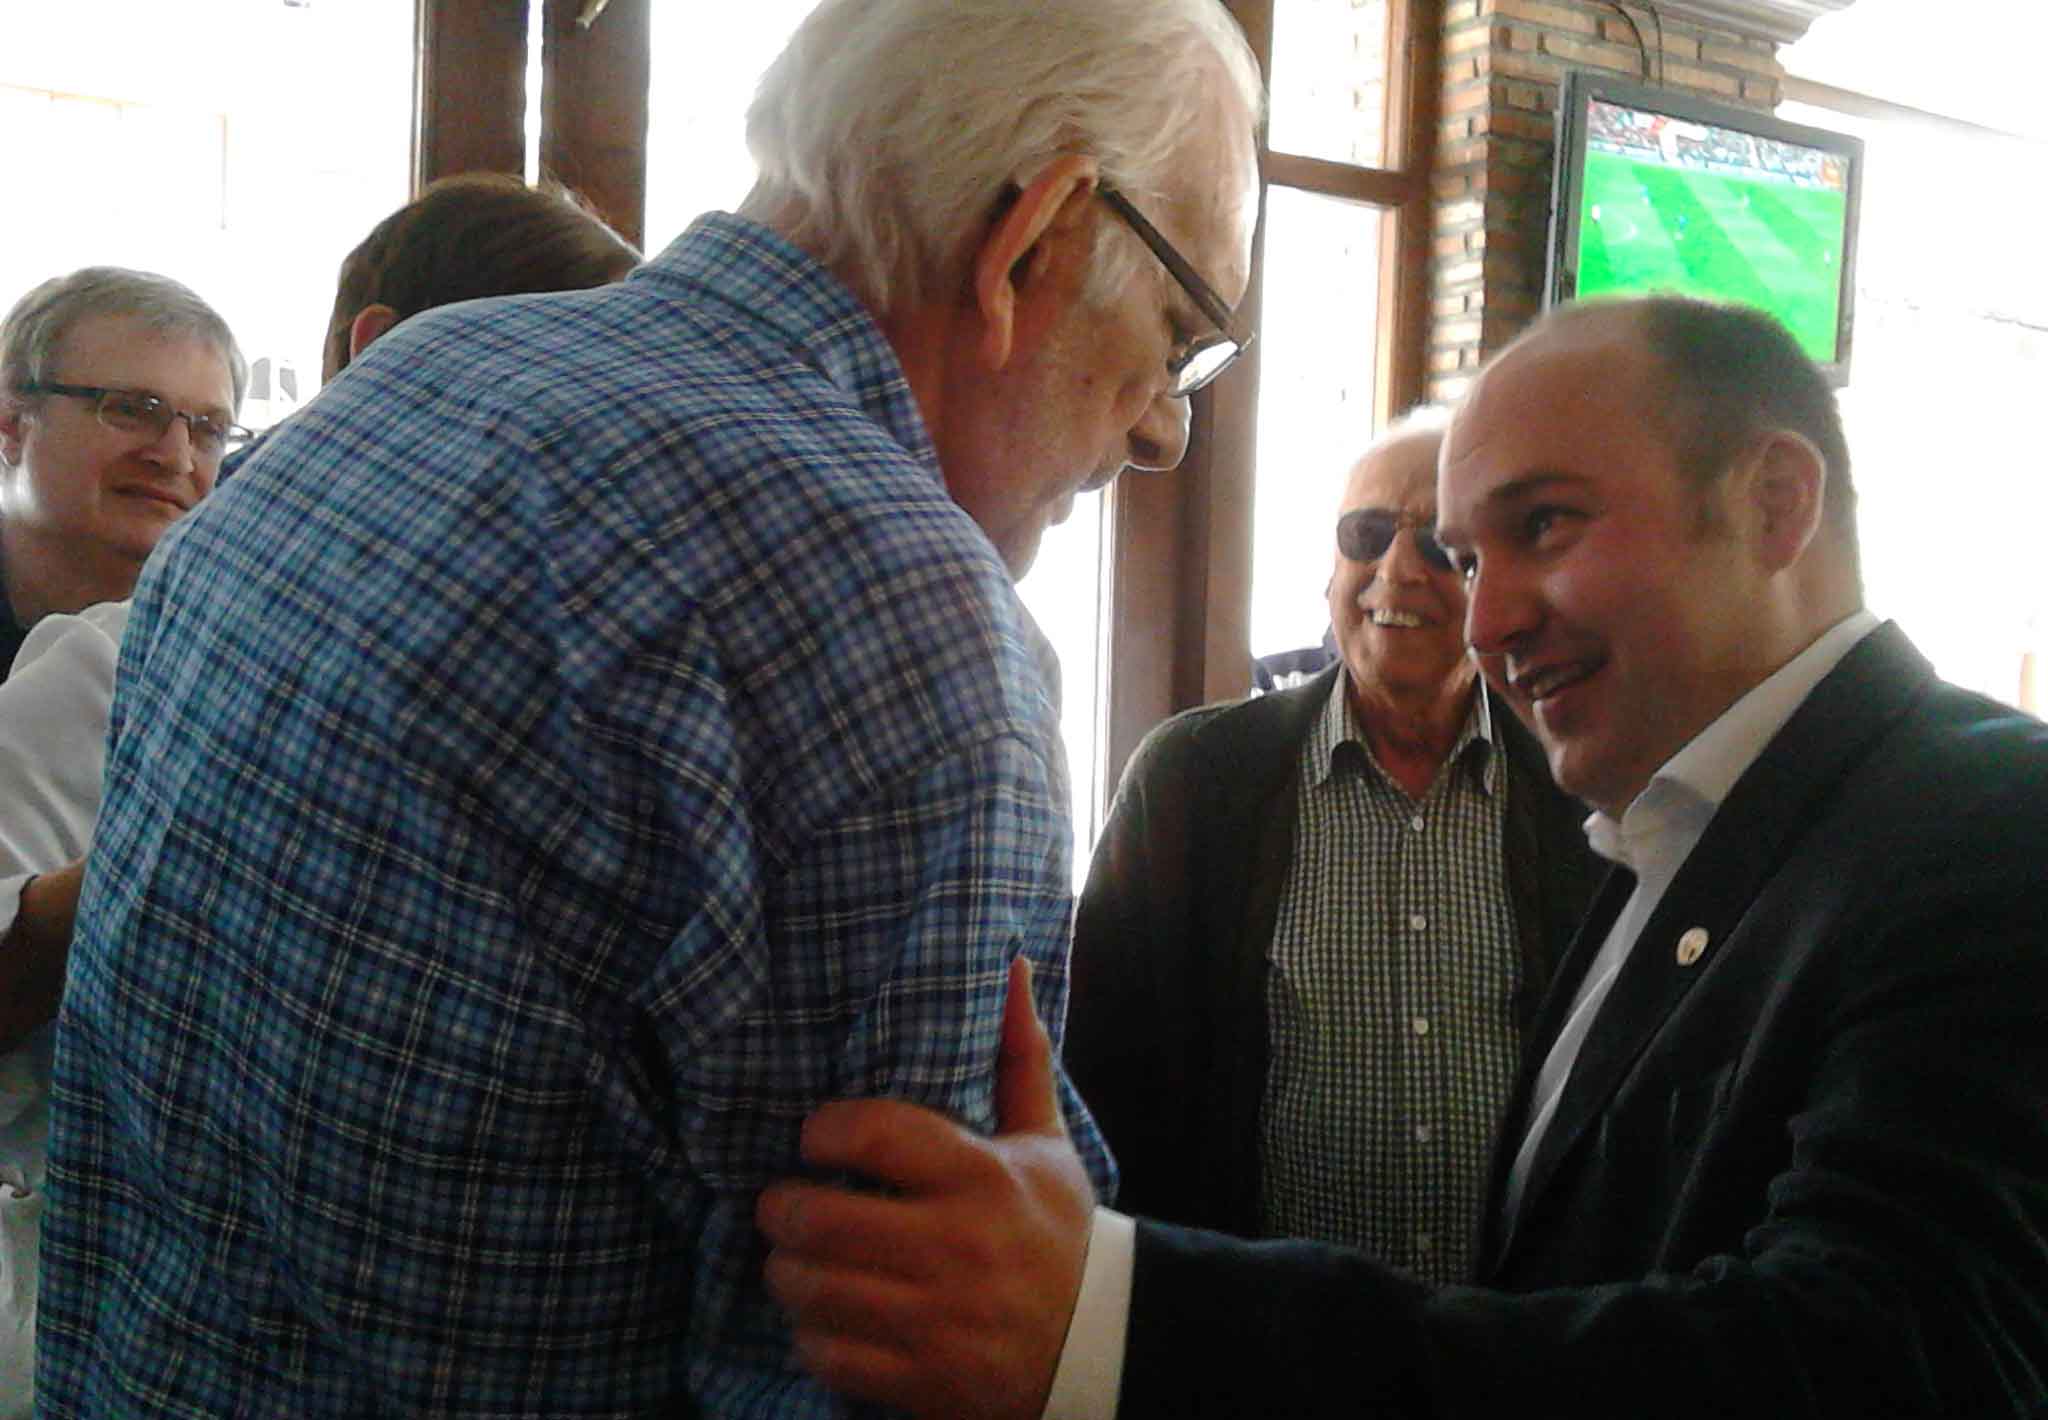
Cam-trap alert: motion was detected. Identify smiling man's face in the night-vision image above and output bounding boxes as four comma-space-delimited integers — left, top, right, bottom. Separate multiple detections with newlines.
0, 311, 235, 613
1327, 425, 1477, 721
1436, 311, 1769, 818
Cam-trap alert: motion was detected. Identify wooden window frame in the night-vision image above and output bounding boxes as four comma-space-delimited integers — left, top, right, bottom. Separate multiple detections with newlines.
416, 0, 649, 248
1102, 0, 1443, 803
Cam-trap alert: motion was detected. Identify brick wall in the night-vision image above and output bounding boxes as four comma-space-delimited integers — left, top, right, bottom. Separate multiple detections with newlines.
1427, 0, 1785, 401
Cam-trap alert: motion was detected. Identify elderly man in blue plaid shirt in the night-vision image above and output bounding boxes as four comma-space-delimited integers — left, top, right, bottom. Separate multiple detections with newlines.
36, 1, 1261, 1415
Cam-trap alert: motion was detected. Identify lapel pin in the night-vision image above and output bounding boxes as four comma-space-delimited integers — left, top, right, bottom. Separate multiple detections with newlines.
1676, 927, 1709, 967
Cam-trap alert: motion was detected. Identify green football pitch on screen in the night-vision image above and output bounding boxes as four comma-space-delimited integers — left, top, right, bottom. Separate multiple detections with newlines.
1575, 150, 1848, 362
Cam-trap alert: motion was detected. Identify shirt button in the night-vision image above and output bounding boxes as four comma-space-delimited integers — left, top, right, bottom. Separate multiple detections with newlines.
1410, 1016, 1431, 1037
1414, 1123, 1434, 1143
1408, 912, 1427, 931
1409, 814, 1426, 832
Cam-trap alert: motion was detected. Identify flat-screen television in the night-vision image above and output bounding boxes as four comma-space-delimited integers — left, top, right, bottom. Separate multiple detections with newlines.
1546, 70, 1864, 384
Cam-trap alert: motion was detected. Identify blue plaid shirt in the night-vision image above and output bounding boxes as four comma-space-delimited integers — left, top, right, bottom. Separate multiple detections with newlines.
39, 215, 1113, 1418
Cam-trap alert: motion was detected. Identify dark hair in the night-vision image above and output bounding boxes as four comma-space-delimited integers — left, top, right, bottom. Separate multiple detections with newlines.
1531, 294, 1858, 576
322, 174, 641, 377
1633, 296, 1855, 536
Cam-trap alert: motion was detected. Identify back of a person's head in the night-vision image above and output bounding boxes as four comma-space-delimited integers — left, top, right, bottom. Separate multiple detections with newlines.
737, 0, 1262, 312
323, 173, 642, 378
2, 266, 247, 412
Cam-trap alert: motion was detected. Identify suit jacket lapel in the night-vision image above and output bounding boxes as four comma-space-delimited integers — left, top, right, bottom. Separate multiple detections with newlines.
1485, 622, 1936, 1274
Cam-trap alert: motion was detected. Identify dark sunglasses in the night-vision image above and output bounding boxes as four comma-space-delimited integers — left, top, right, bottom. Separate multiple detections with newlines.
1336, 509, 1456, 572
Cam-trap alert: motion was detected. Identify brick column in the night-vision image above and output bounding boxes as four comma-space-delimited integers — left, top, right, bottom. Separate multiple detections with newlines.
1426, 0, 1788, 402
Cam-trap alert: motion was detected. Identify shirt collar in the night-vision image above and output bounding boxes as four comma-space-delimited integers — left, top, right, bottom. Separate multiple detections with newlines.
642, 214, 939, 481
1585, 609, 1881, 869
1313, 671, 1498, 794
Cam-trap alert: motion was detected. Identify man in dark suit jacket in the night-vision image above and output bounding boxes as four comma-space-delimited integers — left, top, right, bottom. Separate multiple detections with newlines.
1066, 418, 1597, 1269
757, 296, 2048, 1420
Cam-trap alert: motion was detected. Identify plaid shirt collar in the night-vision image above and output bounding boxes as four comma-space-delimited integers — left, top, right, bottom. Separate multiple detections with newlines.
640, 214, 941, 483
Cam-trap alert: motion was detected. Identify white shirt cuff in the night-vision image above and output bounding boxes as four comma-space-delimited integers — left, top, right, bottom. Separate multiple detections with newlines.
1042, 1207, 1134, 1420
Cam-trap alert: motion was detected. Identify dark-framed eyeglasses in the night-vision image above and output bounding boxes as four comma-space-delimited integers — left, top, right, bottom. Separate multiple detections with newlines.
1337, 509, 1457, 573
23, 381, 251, 459
1096, 184, 1254, 398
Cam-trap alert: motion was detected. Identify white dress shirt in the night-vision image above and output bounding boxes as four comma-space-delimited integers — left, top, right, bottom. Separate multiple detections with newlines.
0, 599, 129, 1419
1499, 609, 1880, 1222
1043, 609, 1881, 1420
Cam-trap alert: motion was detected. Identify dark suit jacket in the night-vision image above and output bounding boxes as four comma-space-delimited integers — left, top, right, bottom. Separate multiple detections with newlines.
1065, 665, 1599, 1235
1117, 623, 2048, 1419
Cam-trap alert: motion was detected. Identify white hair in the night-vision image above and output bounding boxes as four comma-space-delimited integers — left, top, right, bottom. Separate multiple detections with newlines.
1338, 405, 1453, 506
737, 0, 1264, 312
1380, 403, 1453, 444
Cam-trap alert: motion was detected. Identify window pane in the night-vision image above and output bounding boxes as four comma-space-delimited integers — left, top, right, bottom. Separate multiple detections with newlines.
1267, 0, 1392, 168
1779, 98, 2048, 712
644, 3, 821, 252
1249, 186, 1384, 660
646, 7, 1112, 873
1016, 494, 1110, 889
0, 0, 415, 429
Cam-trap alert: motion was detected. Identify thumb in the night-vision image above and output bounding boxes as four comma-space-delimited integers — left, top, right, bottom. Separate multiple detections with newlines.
994, 956, 1064, 1138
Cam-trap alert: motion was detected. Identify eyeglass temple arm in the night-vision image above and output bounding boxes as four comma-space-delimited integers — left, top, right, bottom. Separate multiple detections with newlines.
1097, 185, 1252, 346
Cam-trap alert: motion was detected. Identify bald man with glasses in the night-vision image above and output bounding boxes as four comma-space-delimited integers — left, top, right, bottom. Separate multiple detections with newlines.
1062, 412, 1597, 1283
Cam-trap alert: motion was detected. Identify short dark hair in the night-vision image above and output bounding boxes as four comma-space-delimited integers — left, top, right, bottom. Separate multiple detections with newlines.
1531, 294, 1857, 575
1634, 296, 1854, 533
323, 174, 641, 378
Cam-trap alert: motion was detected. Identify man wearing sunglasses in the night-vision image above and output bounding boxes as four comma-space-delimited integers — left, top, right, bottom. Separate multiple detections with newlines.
1063, 413, 1595, 1282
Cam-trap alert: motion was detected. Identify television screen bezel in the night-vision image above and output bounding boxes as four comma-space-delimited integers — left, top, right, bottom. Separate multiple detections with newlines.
1545, 69, 1865, 386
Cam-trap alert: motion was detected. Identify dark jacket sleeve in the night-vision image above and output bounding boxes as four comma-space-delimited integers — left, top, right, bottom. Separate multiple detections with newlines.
1114, 648, 2048, 1420
1064, 712, 1209, 1222
1122, 871, 2048, 1419
1064, 678, 1326, 1231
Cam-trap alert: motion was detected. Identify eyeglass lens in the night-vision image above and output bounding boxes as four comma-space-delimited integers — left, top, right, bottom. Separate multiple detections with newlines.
1171, 336, 1241, 397
1337, 510, 1455, 572
97, 390, 236, 455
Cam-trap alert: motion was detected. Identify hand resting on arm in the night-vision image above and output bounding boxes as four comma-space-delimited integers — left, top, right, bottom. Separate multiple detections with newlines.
758, 958, 1097, 1420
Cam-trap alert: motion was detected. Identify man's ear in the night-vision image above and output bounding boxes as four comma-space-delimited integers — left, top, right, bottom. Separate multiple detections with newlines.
972, 154, 1101, 372
347, 304, 400, 364
1742, 430, 1828, 572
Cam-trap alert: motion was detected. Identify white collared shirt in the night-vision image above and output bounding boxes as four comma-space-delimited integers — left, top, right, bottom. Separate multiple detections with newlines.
0, 599, 130, 1420
1042, 609, 1882, 1420
1498, 607, 1879, 1223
